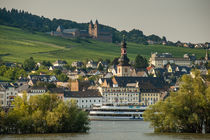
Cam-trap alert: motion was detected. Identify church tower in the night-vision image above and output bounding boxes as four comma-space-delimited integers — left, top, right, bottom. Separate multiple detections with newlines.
93, 20, 99, 38
117, 36, 131, 76
88, 20, 93, 36
205, 48, 209, 61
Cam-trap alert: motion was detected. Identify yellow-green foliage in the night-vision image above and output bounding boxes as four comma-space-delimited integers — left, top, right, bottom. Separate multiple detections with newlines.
0, 93, 89, 134
144, 70, 210, 133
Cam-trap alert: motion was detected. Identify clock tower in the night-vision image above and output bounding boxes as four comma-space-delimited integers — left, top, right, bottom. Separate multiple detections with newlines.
117, 36, 131, 76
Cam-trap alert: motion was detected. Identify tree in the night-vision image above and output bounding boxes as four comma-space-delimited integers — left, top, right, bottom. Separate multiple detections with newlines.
0, 93, 90, 134
134, 54, 148, 69
144, 70, 210, 133
41, 60, 52, 67
57, 73, 69, 82
23, 57, 36, 71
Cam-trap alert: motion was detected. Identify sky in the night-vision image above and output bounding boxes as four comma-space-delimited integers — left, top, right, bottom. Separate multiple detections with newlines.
0, 0, 210, 43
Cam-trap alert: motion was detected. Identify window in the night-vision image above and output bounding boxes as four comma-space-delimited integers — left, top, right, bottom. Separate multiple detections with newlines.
125, 68, 127, 72
94, 100, 96, 102
82, 100, 84, 103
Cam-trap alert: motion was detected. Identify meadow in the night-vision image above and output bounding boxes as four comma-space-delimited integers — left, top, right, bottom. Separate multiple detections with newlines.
0, 25, 206, 64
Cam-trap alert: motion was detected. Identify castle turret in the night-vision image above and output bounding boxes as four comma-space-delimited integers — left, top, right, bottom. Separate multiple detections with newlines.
89, 20, 93, 36
117, 36, 131, 76
93, 20, 99, 38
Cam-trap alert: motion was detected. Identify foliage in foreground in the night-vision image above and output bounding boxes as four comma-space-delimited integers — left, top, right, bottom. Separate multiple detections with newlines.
0, 93, 89, 134
144, 70, 210, 133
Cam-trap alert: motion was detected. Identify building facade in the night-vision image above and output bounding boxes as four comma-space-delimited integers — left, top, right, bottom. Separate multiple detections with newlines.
64, 90, 102, 109
149, 52, 192, 68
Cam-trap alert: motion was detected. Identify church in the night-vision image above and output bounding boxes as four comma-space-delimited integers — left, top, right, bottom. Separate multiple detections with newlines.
50, 20, 112, 43
88, 20, 112, 42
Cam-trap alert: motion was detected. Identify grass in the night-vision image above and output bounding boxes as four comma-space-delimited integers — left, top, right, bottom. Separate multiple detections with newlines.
0, 25, 206, 64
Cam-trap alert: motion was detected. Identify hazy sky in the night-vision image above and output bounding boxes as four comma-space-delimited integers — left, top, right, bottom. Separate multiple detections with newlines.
0, 0, 210, 43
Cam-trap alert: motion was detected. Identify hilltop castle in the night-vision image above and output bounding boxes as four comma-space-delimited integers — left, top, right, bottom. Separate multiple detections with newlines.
88, 20, 112, 42
50, 20, 112, 43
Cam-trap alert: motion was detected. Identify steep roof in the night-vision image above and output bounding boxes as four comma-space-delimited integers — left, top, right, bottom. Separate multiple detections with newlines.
64, 89, 102, 98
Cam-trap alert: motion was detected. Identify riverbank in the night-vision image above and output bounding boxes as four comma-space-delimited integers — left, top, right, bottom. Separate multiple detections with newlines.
1, 121, 210, 140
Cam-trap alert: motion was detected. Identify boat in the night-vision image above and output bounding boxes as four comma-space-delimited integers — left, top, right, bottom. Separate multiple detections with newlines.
89, 104, 147, 121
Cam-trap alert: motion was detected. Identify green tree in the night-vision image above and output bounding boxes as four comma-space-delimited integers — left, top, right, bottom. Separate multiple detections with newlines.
134, 54, 148, 69
57, 73, 69, 82
0, 93, 90, 134
144, 70, 210, 133
23, 57, 36, 71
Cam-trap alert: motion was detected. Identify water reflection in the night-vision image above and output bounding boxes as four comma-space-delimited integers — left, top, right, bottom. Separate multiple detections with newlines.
1, 121, 210, 140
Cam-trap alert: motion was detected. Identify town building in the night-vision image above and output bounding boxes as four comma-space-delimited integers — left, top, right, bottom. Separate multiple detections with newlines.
0, 83, 18, 107
53, 60, 67, 67
64, 90, 102, 109
71, 61, 83, 68
149, 52, 192, 68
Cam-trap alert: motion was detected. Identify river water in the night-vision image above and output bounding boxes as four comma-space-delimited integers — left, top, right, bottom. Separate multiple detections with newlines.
1, 121, 210, 140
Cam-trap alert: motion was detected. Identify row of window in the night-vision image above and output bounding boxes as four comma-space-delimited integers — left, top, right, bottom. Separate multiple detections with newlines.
107, 97, 138, 101
141, 93, 159, 96
142, 98, 158, 101
103, 88, 139, 92
105, 93, 138, 96
6, 92, 17, 95
81, 99, 101, 103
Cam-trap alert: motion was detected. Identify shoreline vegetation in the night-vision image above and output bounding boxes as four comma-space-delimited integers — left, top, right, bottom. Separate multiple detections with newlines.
144, 70, 210, 133
0, 93, 90, 134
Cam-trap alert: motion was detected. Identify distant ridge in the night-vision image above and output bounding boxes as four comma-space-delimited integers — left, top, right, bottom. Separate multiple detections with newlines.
0, 8, 167, 44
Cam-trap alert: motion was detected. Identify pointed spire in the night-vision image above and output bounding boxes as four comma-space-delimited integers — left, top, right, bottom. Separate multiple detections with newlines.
205, 48, 209, 61
90, 20, 93, 26
121, 35, 127, 48
95, 19, 99, 25
56, 25, 63, 32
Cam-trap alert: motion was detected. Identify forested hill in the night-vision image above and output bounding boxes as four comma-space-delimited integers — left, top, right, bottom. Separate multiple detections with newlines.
0, 8, 166, 44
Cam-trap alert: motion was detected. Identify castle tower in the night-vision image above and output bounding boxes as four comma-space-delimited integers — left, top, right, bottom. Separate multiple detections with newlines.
88, 20, 93, 36
205, 48, 209, 61
117, 36, 131, 76
93, 20, 99, 38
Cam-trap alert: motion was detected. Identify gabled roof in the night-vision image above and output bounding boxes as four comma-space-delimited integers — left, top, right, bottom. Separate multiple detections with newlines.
64, 89, 102, 98
63, 28, 78, 33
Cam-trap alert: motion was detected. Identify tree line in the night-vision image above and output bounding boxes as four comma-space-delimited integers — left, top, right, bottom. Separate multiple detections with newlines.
0, 8, 167, 44
0, 93, 89, 134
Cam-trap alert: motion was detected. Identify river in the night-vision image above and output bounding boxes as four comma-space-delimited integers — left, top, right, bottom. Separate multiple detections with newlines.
1, 121, 210, 140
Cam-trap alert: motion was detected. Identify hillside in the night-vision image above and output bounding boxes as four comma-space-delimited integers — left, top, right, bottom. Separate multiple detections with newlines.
0, 25, 206, 64
0, 8, 167, 44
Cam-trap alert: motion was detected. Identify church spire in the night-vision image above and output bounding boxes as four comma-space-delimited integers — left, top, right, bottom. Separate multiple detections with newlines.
205, 48, 209, 61
118, 35, 130, 66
